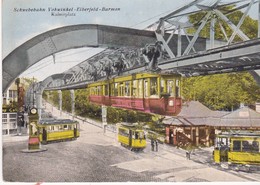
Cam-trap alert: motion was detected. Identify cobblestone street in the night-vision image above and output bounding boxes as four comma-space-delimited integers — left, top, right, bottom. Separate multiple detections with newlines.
3, 102, 260, 182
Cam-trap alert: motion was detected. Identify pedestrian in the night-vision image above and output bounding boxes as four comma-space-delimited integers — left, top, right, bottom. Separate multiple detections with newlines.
186, 151, 191, 160
151, 139, 154, 151
155, 140, 158, 152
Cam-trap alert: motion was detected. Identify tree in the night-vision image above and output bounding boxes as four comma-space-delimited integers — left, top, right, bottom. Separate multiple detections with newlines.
182, 72, 260, 111
181, 6, 260, 111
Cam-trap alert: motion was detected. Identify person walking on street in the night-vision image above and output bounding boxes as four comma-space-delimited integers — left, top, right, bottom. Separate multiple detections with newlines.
155, 140, 158, 152
151, 139, 154, 151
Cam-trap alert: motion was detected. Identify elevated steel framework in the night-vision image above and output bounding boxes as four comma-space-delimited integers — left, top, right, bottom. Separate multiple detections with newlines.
3, 0, 260, 110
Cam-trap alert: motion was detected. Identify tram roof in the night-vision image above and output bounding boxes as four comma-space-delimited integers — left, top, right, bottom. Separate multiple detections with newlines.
217, 131, 260, 138
39, 119, 78, 125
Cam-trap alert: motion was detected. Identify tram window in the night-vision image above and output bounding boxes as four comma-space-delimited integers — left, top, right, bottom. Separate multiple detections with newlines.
132, 80, 138, 97
139, 132, 145, 139
242, 141, 251, 152
63, 125, 68, 130
252, 141, 259, 152
125, 81, 130, 97
150, 77, 158, 96
68, 125, 72, 130
59, 125, 63, 130
119, 128, 129, 137
135, 132, 138, 139
233, 140, 241, 152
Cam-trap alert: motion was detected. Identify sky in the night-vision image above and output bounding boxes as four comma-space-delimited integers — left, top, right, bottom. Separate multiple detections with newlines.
2, 0, 259, 81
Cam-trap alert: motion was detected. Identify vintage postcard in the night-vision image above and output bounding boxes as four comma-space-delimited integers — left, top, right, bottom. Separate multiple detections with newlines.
2, 0, 260, 184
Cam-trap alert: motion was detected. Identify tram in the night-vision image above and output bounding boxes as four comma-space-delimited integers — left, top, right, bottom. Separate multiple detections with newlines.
30, 118, 80, 144
87, 73, 182, 116
213, 131, 260, 167
117, 123, 146, 151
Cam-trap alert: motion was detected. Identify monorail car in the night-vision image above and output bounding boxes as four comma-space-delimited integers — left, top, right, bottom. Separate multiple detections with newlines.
88, 73, 182, 116
117, 123, 146, 151
213, 131, 260, 166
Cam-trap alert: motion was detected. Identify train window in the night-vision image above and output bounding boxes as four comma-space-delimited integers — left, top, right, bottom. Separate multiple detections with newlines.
97, 86, 102, 96
150, 77, 158, 97
167, 80, 174, 97
63, 125, 68, 130
161, 79, 165, 93
233, 140, 241, 152
125, 81, 130, 97
119, 83, 124, 96
104, 85, 108, 96
144, 80, 149, 97
114, 83, 118, 96
132, 80, 138, 97
176, 80, 180, 97
138, 80, 143, 98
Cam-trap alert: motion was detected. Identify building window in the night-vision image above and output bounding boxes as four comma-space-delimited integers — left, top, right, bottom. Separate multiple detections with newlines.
9, 90, 17, 98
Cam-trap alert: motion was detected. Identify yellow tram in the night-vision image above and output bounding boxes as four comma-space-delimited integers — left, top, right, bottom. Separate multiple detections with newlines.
117, 123, 146, 151
30, 119, 80, 144
213, 131, 260, 167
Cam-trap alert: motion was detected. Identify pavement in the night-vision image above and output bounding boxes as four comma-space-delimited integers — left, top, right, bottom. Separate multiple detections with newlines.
3, 101, 260, 182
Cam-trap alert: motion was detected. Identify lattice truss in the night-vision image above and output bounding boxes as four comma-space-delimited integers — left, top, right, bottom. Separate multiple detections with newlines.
47, 0, 259, 88
148, 0, 257, 56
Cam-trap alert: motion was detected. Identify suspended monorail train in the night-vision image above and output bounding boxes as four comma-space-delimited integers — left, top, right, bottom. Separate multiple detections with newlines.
87, 73, 182, 116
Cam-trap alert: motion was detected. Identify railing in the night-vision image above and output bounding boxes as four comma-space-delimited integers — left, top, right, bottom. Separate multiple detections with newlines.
2, 113, 17, 135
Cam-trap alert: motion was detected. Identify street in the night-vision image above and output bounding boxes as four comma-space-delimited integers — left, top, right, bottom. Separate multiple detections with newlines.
3, 102, 260, 182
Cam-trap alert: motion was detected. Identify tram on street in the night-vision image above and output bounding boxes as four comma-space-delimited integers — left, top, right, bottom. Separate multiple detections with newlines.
117, 123, 146, 151
87, 72, 182, 116
213, 131, 260, 168
30, 118, 80, 144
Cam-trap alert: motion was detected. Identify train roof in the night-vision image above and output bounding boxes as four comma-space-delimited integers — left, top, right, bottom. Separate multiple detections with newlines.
39, 119, 78, 125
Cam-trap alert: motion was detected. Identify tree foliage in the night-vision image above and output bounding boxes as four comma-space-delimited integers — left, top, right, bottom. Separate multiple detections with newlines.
182, 7, 260, 111
188, 6, 258, 41
182, 72, 260, 111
